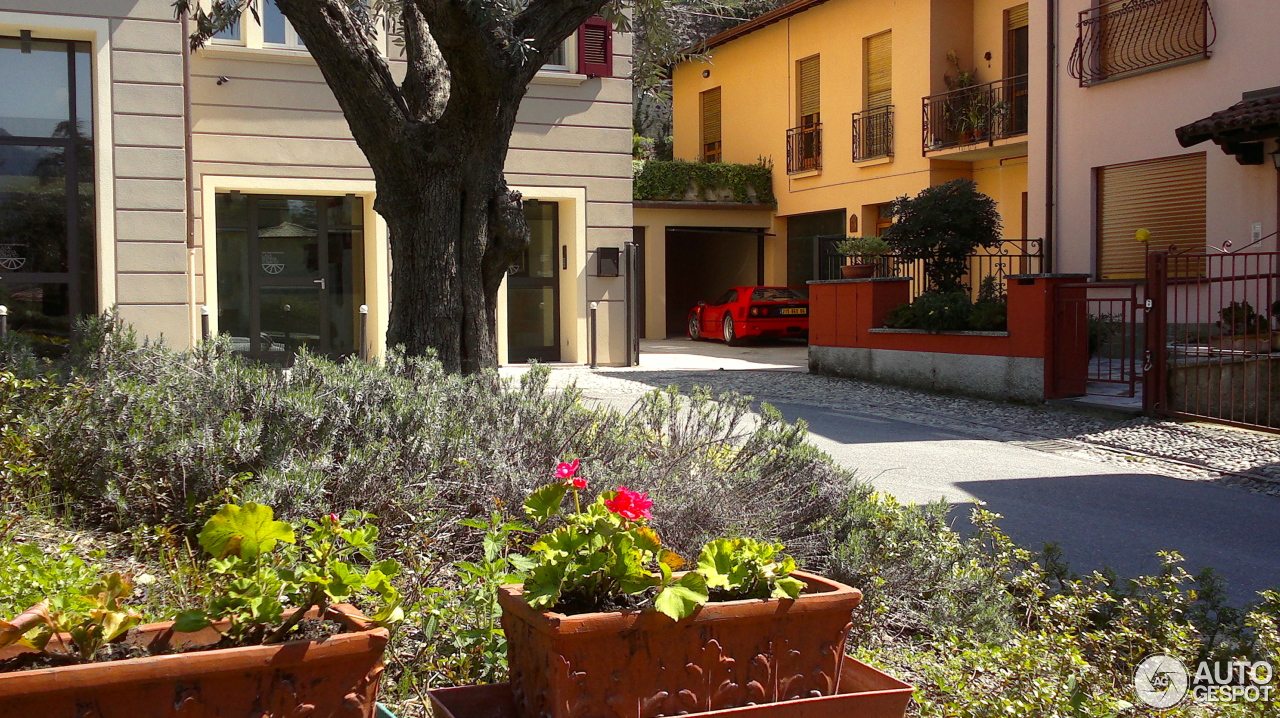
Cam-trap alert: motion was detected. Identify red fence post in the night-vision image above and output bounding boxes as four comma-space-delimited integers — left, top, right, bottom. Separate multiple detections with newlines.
1143, 251, 1169, 415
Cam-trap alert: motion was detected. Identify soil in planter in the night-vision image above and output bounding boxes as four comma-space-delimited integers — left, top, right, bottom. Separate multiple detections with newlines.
554, 587, 658, 615
0, 618, 347, 675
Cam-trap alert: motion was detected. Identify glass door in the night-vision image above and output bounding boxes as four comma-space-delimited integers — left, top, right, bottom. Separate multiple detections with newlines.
216, 193, 364, 363
507, 200, 560, 363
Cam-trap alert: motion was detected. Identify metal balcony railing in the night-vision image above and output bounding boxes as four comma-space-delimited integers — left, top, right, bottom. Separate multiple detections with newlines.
1069, 0, 1214, 86
921, 74, 1029, 153
786, 123, 822, 174
852, 105, 894, 161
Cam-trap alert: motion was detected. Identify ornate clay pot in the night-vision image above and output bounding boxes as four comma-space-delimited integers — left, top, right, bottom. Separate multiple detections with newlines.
497, 571, 863, 718
0, 605, 387, 718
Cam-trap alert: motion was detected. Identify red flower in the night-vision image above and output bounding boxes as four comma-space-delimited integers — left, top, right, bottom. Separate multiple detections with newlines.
556, 460, 584, 490
327, 513, 340, 524
605, 487, 653, 521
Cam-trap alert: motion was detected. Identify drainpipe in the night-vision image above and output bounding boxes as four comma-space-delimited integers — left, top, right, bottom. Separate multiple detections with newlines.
180, 10, 199, 342
1044, 0, 1057, 273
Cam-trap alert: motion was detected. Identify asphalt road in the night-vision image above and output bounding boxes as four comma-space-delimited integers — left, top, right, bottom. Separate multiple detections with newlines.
547, 339, 1280, 604
778, 401, 1280, 602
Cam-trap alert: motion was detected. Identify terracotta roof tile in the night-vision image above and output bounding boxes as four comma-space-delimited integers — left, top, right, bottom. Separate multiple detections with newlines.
1176, 91, 1280, 147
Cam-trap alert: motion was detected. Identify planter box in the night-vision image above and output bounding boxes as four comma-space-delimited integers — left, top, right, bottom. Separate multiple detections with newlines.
497, 571, 862, 718
0, 605, 388, 718
428, 655, 911, 718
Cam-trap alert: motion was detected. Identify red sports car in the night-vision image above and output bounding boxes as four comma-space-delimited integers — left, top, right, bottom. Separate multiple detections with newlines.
687, 286, 809, 346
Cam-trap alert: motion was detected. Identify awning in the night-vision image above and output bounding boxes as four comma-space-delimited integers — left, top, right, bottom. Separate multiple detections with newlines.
1176, 87, 1280, 163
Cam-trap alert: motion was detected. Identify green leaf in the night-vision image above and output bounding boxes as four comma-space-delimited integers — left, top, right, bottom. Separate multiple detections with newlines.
697, 539, 737, 590
173, 610, 212, 633
771, 576, 804, 599
198, 502, 295, 561
654, 572, 708, 621
523, 564, 565, 609
523, 483, 569, 523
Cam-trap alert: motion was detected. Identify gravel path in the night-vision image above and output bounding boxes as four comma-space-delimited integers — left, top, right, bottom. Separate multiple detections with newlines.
527, 364, 1280, 498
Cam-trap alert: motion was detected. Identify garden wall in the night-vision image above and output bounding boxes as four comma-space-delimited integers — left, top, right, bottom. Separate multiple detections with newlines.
807, 275, 1088, 403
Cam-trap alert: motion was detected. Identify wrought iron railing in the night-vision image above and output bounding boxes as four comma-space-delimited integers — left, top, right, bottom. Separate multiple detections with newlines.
921, 75, 1029, 153
818, 237, 1044, 299
852, 105, 894, 161
1069, 0, 1215, 86
786, 123, 822, 174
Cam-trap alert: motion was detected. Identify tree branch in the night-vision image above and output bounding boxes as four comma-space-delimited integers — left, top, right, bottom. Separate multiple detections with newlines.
399, 1, 449, 123
510, 0, 610, 81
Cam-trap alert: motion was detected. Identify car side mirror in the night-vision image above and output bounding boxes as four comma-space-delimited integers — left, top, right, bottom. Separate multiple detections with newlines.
697, 301, 707, 306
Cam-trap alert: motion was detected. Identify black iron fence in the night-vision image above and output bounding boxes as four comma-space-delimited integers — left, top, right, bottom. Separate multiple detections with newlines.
1069, 0, 1214, 86
922, 74, 1029, 153
1147, 250, 1280, 431
786, 123, 822, 174
852, 105, 894, 161
817, 237, 1044, 299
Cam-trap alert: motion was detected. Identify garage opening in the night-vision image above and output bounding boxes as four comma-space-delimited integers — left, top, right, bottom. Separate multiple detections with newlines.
664, 227, 765, 337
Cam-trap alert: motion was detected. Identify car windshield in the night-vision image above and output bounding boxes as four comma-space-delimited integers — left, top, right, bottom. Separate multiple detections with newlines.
751, 288, 808, 302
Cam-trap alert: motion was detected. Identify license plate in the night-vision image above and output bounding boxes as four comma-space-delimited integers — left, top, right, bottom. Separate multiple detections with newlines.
780, 308, 807, 315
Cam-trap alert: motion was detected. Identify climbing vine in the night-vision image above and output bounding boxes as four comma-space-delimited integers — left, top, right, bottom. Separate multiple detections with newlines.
633, 159, 776, 205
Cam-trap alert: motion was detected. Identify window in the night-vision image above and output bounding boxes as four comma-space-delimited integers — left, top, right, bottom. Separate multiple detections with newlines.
0, 38, 96, 354
712, 290, 738, 306
788, 55, 822, 172
854, 32, 893, 161
701, 87, 722, 163
1005, 4, 1029, 135
864, 31, 891, 110
1070, 0, 1213, 86
1097, 153, 1206, 279
545, 40, 568, 71
263, 0, 304, 48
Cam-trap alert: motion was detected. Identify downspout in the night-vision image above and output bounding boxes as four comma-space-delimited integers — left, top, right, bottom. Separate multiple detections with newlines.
1044, 0, 1057, 273
180, 11, 199, 343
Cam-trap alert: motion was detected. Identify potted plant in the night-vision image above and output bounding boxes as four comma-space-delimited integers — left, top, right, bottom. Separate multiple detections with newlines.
1214, 300, 1272, 354
494, 461, 869, 718
835, 236, 890, 279
0, 503, 402, 718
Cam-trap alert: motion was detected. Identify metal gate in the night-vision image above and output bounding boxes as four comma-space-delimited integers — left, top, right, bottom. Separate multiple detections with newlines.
1146, 250, 1280, 431
1052, 281, 1143, 399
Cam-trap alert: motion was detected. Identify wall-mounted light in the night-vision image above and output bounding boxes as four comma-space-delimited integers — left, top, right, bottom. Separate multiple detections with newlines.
1271, 145, 1280, 169
702, 69, 710, 78
216, 76, 230, 86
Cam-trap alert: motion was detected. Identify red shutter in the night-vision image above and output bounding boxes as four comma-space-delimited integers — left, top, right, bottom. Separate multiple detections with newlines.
577, 16, 612, 78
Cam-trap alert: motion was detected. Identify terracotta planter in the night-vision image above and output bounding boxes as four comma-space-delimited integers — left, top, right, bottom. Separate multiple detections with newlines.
428, 655, 911, 718
0, 605, 388, 718
840, 264, 875, 279
497, 571, 863, 718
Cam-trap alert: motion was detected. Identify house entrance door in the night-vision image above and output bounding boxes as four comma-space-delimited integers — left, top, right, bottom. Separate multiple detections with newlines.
507, 200, 561, 362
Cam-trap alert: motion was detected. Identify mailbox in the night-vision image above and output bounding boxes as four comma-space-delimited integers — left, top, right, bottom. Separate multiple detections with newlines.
596, 247, 620, 277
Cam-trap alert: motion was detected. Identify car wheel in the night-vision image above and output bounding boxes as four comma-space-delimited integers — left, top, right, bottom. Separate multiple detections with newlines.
688, 313, 702, 340
723, 314, 747, 347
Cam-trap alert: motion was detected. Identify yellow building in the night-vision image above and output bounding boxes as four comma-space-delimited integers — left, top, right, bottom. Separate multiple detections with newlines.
636, 0, 1037, 338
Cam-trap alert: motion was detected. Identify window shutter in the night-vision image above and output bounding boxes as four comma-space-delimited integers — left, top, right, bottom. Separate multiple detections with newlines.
577, 16, 612, 78
701, 87, 722, 161
865, 31, 892, 110
1097, 152, 1206, 279
797, 55, 820, 123
1006, 3, 1029, 30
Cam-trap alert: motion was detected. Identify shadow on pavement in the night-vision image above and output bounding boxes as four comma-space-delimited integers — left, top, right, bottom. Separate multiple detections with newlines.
950, 473, 1280, 603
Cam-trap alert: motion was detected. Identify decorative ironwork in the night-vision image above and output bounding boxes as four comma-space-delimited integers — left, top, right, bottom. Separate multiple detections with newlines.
785, 123, 822, 174
921, 75, 1028, 153
1069, 0, 1215, 87
0, 243, 27, 271
819, 238, 1044, 299
852, 105, 894, 161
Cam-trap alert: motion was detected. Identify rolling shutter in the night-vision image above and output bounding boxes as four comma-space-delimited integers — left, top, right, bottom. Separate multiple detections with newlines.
797, 55, 820, 124
1006, 3, 1029, 30
578, 16, 612, 78
865, 31, 892, 110
1097, 152, 1206, 279
701, 87, 722, 162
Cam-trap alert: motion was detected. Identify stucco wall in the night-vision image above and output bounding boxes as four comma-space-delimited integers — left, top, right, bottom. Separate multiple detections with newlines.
1047, 0, 1280, 276
671, 0, 1031, 253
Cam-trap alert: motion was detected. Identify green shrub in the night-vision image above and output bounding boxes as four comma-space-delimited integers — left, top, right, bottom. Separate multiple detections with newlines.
883, 291, 974, 332
969, 300, 1008, 331
882, 179, 1002, 293
633, 159, 775, 204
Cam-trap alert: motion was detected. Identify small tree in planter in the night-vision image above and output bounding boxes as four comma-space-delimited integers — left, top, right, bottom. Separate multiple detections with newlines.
835, 236, 891, 279
882, 179, 1002, 294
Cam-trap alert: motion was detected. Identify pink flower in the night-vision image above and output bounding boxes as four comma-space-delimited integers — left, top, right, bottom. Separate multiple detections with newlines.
556, 460, 584, 490
605, 487, 653, 521
327, 513, 340, 524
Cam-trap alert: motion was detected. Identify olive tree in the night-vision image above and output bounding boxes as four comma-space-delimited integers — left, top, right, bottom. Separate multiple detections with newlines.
176, 0, 657, 373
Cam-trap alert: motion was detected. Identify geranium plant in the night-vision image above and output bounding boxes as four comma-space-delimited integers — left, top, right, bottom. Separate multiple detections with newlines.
519, 461, 805, 621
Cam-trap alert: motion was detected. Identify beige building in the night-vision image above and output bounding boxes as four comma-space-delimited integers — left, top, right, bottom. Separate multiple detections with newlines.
0, 1, 635, 366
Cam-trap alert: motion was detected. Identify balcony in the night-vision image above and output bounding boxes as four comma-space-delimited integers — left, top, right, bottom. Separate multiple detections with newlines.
786, 122, 822, 174
921, 74, 1028, 155
852, 105, 894, 162
1069, 0, 1214, 87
